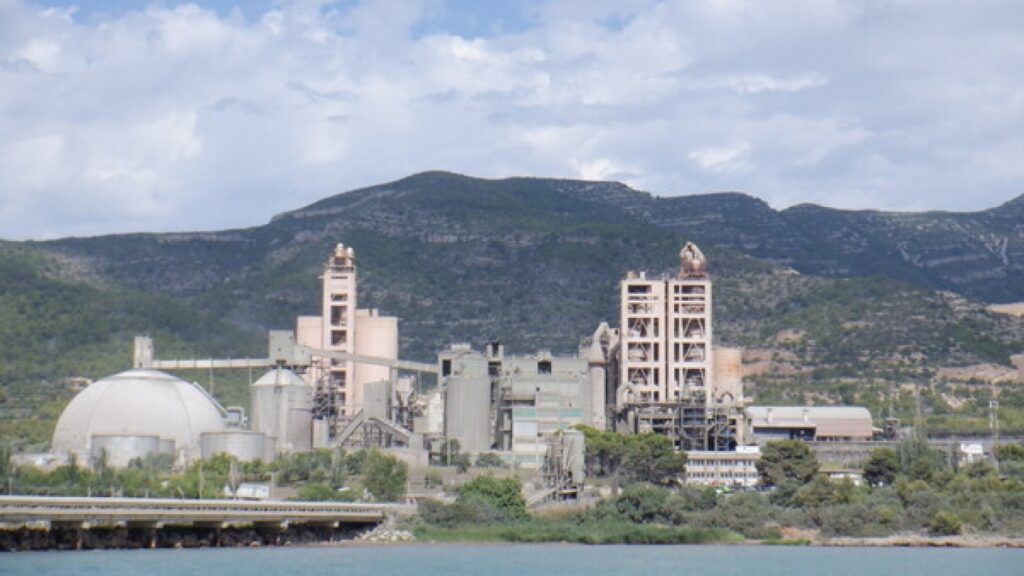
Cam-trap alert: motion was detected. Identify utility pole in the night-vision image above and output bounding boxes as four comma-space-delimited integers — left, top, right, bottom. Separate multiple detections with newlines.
913, 382, 924, 439
990, 397, 1000, 475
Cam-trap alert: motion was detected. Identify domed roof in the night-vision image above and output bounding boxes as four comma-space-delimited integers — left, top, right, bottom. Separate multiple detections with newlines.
252, 367, 310, 388
52, 369, 227, 462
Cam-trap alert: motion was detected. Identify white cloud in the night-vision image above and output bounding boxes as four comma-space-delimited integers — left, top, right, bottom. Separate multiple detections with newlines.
0, 0, 1021, 239
688, 143, 751, 173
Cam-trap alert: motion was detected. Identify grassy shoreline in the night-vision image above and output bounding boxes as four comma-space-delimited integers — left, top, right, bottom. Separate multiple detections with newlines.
412, 521, 743, 545
407, 527, 1024, 548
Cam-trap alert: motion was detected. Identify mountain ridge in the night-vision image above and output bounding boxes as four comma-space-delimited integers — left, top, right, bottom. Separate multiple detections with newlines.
2, 171, 1023, 446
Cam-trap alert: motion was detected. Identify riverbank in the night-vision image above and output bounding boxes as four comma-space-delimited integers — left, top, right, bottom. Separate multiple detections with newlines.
413, 521, 741, 545
6, 525, 1024, 551
822, 535, 1024, 548
0, 523, 366, 552
409, 523, 1024, 549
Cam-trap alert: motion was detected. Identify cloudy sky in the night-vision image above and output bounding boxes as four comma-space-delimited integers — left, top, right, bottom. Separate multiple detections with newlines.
1, 0, 1021, 239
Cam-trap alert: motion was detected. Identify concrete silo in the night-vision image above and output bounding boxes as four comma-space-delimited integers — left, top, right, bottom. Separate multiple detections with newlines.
353, 309, 398, 412
444, 374, 492, 453
250, 367, 314, 456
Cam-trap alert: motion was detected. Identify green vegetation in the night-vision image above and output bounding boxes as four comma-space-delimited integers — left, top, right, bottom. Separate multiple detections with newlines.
0, 244, 263, 448
415, 439, 1024, 544
576, 426, 687, 487
863, 448, 899, 486
2, 448, 409, 502
458, 475, 527, 520
757, 440, 819, 486
361, 450, 409, 501
474, 452, 504, 468
417, 476, 740, 544
413, 521, 739, 545
929, 511, 963, 536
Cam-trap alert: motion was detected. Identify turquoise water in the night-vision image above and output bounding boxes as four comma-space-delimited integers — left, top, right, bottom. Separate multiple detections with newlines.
1, 544, 1021, 575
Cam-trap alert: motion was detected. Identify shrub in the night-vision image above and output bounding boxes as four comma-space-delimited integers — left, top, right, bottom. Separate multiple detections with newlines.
458, 475, 527, 521
929, 510, 963, 536
475, 452, 504, 468
295, 481, 355, 502
424, 470, 444, 488
361, 450, 408, 501
590, 483, 679, 524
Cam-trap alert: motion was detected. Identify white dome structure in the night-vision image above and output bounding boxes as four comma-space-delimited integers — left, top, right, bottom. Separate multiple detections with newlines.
52, 369, 228, 466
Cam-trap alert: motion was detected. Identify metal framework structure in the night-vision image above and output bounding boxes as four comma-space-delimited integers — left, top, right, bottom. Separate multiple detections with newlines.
132, 332, 435, 449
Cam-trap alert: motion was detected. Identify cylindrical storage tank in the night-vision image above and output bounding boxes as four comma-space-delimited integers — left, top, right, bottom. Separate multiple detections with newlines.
250, 368, 313, 454
262, 436, 278, 462
157, 438, 176, 456
445, 375, 491, 453
90, 434, 162, 468
563, 429, 586, 486
353, 311, 398, 411
364, 380, 390, 421
200, 430, 265, 462
711, 347, 743, 404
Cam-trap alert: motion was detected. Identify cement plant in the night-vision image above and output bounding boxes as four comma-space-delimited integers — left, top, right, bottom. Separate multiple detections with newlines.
3, 238, 1020, 552
42, 242, 879, 487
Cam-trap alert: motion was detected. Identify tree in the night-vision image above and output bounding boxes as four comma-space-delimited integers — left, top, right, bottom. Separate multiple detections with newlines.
475, 452, 504, 468
996, 443, 1024, 464
443, 439, 472, 473
863, 447, 899, 486
0, 443, 11, 482
329, 447, 347, 488
898, 436, 948, 481
757, 440, 818, 487
624, 434, 687, 486
576, 426, 686, 487
457, 475, 527, 521
361, 450, 408, 501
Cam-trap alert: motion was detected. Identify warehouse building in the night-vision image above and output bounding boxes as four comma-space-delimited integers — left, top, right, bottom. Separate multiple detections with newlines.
745, 406, 875, 442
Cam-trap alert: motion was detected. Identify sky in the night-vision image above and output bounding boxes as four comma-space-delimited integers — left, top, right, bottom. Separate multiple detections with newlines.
1, 0, 1022, 240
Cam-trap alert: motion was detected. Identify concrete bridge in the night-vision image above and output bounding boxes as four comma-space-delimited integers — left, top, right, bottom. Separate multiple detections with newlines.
0, 496, 414, 550
0, 495, 405, 530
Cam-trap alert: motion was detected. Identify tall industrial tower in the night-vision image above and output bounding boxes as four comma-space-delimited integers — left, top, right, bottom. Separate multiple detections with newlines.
619, 242, 712, 403
615, 242, 735, 450
295, 243, 399, 445
668, 242, 713, 401
321, 243, 357, 415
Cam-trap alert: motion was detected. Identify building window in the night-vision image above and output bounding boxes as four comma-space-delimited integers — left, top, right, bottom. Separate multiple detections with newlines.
538, 361, 552, 375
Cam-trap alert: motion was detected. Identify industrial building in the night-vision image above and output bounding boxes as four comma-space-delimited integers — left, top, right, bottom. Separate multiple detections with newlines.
745, 406, 875, 442
439, 342, 597, 465
586, 242, 747, 452
294, 243, 401, 446
47, 241, 876, 489
52, 369, 242, 467
684, 447, 761, 488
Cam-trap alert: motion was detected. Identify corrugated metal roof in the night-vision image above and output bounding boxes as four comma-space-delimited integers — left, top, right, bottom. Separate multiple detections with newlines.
747, 405, 873, 438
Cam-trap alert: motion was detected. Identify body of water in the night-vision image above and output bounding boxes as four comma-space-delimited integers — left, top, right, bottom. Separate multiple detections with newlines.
1, 544, 1020, 576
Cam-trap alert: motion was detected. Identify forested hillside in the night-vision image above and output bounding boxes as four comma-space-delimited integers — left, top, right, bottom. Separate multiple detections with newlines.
2, 172, 1022, 447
